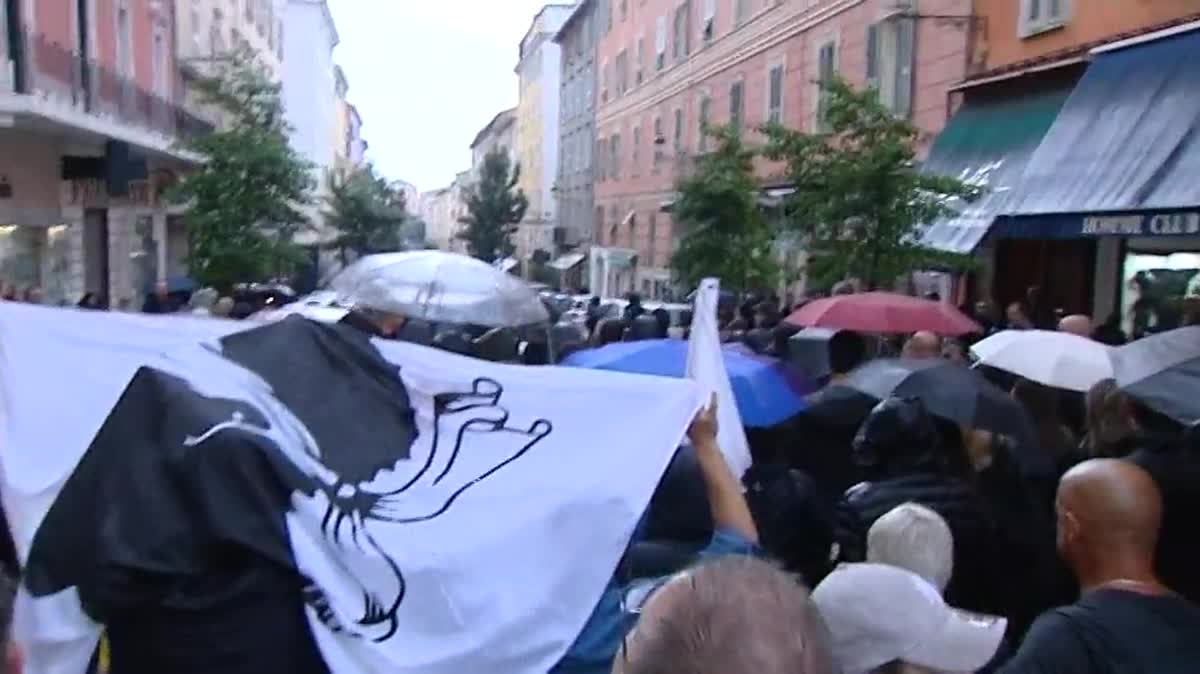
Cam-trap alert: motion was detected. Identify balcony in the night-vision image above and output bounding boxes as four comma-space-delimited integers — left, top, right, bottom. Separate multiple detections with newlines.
1, 30, 211, 159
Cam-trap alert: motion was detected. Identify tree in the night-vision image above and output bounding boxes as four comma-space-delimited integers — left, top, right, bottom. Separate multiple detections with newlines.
670, 125, 780, 293
171, 47, 314, 291
761, 76, 979, 289
458, 150, 528, 263
323, 164, 408, 265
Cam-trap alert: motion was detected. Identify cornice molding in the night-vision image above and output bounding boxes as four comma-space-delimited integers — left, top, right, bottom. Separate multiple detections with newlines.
597, 0, 863, 127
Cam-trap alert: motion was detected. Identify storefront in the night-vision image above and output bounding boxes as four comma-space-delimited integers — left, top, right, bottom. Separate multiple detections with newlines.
922, 22, 1200, 327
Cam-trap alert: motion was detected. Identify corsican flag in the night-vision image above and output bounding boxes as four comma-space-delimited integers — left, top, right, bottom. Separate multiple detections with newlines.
686, 279, 752, 478
0, 303, 703, 674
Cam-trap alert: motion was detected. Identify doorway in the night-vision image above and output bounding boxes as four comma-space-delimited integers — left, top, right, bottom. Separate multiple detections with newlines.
83, 208, 109, 299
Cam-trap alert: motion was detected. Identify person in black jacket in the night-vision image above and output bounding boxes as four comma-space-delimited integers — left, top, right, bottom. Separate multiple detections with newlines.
834, 397, 1009, 620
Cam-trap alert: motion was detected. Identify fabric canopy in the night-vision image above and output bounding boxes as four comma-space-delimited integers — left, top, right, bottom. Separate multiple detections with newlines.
548, 253, 587, 271
917, 87, 1071, 253
1002, 27, 1200, 217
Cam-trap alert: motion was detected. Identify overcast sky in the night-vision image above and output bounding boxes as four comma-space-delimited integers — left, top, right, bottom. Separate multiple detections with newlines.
329, 1, 551, 193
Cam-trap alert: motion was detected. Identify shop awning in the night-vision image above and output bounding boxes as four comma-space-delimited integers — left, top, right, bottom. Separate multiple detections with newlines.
549, 252, 586, 271
917, 87, 1072, 253
998, 27, 1200, 230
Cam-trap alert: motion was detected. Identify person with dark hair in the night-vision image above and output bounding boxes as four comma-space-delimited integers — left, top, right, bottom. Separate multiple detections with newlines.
650, 308, 670, 338
593, 317, 627, 347
622, 293, 645, 321
1011, 378, 1081, 476
1006, 301, 1035, 330
834, 397, 1009, 620
629, 315, 661, 341
431, 330, 473, 356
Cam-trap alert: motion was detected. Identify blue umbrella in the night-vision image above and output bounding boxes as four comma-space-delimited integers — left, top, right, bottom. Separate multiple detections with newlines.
562, 339, 814, 427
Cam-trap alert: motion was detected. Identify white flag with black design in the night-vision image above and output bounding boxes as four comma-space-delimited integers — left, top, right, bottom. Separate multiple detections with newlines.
0, 303, 703, 674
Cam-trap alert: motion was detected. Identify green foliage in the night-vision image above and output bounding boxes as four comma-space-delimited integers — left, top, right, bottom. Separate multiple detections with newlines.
761, 76, 980, 289
323, 165, 408, 264
458, 150, 528, 263
670, 126, 779, 293
170, 46, 314, 291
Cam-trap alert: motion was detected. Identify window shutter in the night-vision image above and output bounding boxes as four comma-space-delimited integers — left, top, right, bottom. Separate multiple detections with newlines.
865, 23, 880, 89
895, 18, 915, 118
655, 16, 667, 69
730, 81, 744, 130
704, 0, 716, 21
768, 65, 784, 123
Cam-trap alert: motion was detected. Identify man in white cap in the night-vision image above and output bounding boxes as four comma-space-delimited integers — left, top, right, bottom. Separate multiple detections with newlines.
867, 503, 954, 594
812, 563, 1006, 674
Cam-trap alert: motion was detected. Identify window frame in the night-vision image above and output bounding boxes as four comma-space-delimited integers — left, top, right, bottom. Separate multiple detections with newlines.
1019, 0, 1071, 38
766, 60, 785, 125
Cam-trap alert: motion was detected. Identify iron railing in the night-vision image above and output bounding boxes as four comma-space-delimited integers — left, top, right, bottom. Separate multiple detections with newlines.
9, 30, 212, 142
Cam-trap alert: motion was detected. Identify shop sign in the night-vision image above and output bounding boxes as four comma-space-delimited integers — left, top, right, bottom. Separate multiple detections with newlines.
1081, 212, 1200, 237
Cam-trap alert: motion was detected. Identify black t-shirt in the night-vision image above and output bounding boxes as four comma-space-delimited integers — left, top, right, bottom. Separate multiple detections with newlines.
998, 589, 1200, 674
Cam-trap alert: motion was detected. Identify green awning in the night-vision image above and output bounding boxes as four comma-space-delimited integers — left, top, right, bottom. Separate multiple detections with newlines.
919, 87, 1072, 253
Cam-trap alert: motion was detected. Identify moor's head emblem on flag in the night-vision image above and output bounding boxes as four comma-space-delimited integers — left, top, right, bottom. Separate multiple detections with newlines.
23, 319, 555, 647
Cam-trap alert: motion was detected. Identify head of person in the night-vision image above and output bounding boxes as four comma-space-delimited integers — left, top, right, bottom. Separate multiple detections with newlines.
589, 295, 601, 308
900, 331, 940, 360
867, 503, 954, 593
813, 563, 1005, 674
1082, 379, 1137, 458
852, 397, 943, 478
939, 337, 967, 364
651, 308, 671, 337
754, 302, 780, 330
212, 296, 234, 317
974, 300, 998, 322
1006, 301, 1032, 328
154, 279, 169, 300
827, 330, 867, 377
21, 286, 42, 304
614, 555, 838, 674
595, 317, 627, 346
1055, 459, 1162, 586
1058, 314, 1093, 338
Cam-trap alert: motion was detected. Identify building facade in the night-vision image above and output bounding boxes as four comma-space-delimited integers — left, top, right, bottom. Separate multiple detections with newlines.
347, 103, 367, 165
469, 108, 517, 179
552, 0, 600, 285
419, 175, 470, 255
0, 0, 208, 307
590, 0, 974, 298
514, 4, 574, 270
282, 0, 339, 246
918, 2, 1200, 329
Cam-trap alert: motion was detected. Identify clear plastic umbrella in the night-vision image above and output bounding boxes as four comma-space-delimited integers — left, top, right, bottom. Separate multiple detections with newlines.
329, 251, 550, 327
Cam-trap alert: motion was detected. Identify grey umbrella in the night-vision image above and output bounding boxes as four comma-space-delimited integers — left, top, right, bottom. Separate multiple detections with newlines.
1113, 326, 1200, 426
329, 251, 550, 328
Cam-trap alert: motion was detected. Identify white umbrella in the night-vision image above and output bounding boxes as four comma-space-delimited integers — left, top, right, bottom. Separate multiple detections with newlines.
329, 251, 550, 327
970, 330, 1114, 393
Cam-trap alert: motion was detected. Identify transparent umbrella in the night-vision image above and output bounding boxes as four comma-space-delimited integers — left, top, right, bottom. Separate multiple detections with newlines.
329, 251, 550, 327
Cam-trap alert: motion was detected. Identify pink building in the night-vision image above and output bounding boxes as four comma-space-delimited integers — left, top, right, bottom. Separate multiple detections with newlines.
0, 0, 203, 307
590, 0, 974, 298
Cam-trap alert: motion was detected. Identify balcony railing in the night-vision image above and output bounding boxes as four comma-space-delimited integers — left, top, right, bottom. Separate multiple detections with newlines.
8, 30, 212, 144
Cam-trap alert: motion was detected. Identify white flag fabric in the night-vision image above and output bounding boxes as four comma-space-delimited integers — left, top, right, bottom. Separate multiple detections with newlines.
0, 303, 704, 674
685, 279, 752, 478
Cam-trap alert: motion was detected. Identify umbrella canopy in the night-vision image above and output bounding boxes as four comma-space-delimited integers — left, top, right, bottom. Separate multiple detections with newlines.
329, 251, 550, 327
970, 330, 1115, 393
562, 339, 814, 427
785, 292, 981, 336
1113, 326, 1200, 426
845, 359, 1040, 467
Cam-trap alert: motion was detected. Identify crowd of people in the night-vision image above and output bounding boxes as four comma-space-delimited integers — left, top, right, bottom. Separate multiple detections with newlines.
0, 278, 1197, 674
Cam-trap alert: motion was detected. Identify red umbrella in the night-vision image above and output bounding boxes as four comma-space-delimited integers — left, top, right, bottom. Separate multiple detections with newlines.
785, 292, 981, 336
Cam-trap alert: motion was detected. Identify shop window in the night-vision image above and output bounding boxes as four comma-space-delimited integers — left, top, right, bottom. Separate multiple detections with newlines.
1121, 251, 1200, 340
0, 224, 71, 305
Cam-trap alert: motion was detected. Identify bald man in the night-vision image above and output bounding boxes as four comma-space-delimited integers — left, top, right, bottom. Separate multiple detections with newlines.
998, 459, 1200, 674
901, 331, 940, 360
614, 556, 837, 674
1057, 314, 1093, 338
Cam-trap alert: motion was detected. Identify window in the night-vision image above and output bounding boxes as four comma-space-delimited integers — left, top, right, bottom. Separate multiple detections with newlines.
597, 136, 607, 181
673, 2, 691, 63
635, 36, 645, 85
702, 0, 716, 42
276, 20, 284, 59
734, 0, 749, 26
245, 0, 254, 24
116, 3, 133, 77
673, 108, 684, 153
627, 212, 637, 249
210, 9, 225, 55
600, 60, 609, 102
698, 95, 712, 152
865, 18, 915, 118
190, 5, 202, 53
816, 39, 838, 131
655, 16, 667, 70
729, 80, 744, 132
620, 0, 628, 21
647, 213, 658, 266
767, 64, 784, 124
1020, 0, 1070, 38
153, 31, 169, 97
611, 134, 621, 179
632, 125, 641, 176
652, 116, 664, 168
616, 50, 628, 95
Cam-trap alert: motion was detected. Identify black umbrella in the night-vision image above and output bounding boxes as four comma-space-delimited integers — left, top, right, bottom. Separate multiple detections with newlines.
1113, 326, 1200, 426
845, 359, 1041, 467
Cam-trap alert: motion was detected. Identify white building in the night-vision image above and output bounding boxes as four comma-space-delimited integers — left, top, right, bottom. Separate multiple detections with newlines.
470, 108, 517, 180
514, 5, 573, 270
282, 0, 340, 246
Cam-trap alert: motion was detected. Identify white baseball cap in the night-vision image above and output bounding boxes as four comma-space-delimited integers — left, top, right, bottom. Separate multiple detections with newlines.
812, 563, 1006, 674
